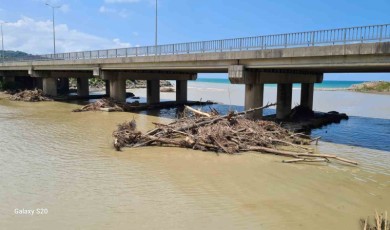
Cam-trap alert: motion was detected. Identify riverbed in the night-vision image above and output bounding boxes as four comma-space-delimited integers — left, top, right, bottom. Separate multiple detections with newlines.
0, 83, 389, 229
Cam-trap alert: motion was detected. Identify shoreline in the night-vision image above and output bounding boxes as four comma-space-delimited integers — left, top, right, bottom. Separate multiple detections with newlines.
190, 80, 390, 95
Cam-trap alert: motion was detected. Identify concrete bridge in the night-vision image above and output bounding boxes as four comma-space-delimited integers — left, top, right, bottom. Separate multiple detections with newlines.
1, 24, 389, 119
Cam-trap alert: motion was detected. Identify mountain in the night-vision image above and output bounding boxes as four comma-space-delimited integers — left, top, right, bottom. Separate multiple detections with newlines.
1, 50, 34, 58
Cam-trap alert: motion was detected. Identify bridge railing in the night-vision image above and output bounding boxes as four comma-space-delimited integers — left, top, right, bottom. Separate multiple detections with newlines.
3, 24, 390, 62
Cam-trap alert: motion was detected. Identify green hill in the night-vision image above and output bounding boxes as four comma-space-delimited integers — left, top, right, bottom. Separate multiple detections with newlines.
1, 50, 34, 59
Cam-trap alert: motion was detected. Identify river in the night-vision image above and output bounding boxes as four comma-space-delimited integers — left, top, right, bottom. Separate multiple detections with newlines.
0, 83, 389, 229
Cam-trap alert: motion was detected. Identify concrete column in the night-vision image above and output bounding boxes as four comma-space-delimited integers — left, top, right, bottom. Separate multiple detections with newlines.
42, 78, 58, 96
176, 80, 188, 102
276, 83, 293, 120
77, 78, 89, 97
105, 80, 110, 96
244, 84, 264, 119
147, 80, 160, 104
109, 78, 126, 102
300, 83, 314, 110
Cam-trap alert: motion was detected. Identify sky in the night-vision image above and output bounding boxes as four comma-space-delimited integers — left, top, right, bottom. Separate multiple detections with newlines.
0, 0, 389, 81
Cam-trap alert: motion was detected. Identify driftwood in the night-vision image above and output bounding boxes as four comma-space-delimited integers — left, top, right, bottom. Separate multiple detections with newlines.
73, 98, 215, 112
361, 210, 389, 230
112, 103, 357, 165
184, 105, 211, 117
160, 87, 175, 92
9, 89, 52, 102
72, 98, 139, 112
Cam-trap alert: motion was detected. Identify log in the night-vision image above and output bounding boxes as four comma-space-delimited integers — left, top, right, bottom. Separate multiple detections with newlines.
184, 105, 211, 117
282, 158, 328, 163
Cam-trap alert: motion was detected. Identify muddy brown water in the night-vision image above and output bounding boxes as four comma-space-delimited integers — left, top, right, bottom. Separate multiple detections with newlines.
0, 87, 389, 230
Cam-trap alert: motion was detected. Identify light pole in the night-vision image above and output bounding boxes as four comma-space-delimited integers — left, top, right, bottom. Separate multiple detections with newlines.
155, 0, 158, 55
1, 22, 5, 63
45, 3, 61, 55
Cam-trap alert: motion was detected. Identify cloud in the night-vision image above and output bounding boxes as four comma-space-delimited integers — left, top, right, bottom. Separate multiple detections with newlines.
104, 0, 140, 3
2, 16, 132, 54
99, 6, 129, 18
59, 4, 70, 13
99, 6, 115, 13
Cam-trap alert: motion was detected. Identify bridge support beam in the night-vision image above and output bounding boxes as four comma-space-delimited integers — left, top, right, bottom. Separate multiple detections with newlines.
176, 80, 187, 102
147, 80, 160, 104
105, 80, 110, 96
42, 78, 58, 96
301, 83, 314, 110
245, 83, 264, 119
77, 77, 89, 97
276, 83, 293, 120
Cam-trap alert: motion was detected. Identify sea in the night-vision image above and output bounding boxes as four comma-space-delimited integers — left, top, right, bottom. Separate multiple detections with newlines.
195, 78, 363, 88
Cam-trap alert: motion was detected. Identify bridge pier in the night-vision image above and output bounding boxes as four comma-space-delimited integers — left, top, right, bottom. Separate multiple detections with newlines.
77, 78, 89, 97
176, 80, 188, 102
105, 80, 110, 96
229, 65, 323, 120
109, 78, 126, 102
300, 83, 314, 110
276, 83, 293, 120
245, 84, 264, 119
42, 78, 58, 96
147, 80, 160, 104
100, 71, 127, 102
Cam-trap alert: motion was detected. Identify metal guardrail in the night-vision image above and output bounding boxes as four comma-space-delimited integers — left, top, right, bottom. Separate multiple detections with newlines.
3, 24, 390, 62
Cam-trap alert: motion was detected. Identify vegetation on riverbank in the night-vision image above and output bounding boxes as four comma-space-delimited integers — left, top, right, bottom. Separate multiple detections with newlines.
349, 81, 390, 93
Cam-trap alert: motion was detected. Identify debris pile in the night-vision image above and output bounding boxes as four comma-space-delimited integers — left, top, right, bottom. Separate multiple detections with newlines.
9, 89, 53, 102
72, 98, 215, 113
287, 105, 315, 121
113, 104, 357, 165
160, 87, 175, 92
72, 98, 139, 112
